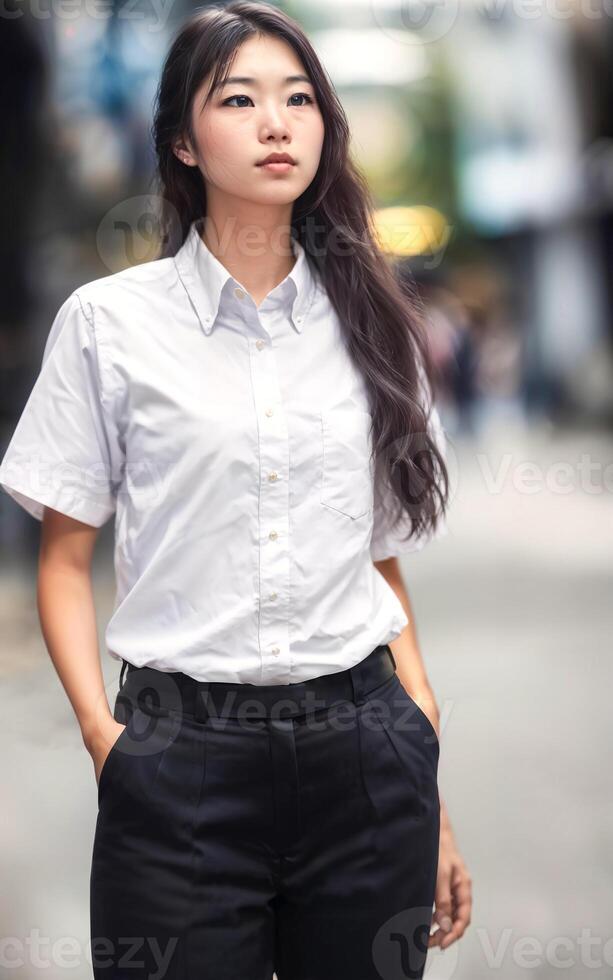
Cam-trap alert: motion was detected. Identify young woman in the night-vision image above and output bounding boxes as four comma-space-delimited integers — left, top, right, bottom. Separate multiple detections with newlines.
0, 2, 471, 977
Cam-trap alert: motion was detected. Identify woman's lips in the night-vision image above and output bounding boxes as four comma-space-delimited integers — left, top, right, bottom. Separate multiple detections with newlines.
257, 161, 295, 173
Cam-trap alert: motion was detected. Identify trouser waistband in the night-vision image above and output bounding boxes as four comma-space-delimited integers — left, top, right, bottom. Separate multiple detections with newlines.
116, 644, 397, 723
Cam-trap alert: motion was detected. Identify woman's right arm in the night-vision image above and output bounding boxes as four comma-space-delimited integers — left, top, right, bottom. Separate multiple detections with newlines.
38, 505, 126, 785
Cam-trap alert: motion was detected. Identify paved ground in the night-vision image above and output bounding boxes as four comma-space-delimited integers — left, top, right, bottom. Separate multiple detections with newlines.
1, 416, 612, 980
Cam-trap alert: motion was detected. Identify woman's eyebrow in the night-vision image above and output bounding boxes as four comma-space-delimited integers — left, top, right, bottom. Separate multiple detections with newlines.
212, 74, 313, 91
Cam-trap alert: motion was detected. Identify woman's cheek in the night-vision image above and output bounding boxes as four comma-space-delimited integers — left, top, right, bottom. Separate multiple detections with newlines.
196, 124, 241, 182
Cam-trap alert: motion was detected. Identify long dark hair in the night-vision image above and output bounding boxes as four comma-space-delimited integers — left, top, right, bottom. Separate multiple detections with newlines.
151, 0, 449, 546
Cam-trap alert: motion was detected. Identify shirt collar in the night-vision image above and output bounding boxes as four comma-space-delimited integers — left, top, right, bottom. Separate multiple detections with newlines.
173, 218, 319, 336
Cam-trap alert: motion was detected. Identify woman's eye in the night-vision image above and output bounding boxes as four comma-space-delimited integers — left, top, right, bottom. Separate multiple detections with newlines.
288, 93, 314, 106
223, 95, 253, 107
222, 93, 314, 108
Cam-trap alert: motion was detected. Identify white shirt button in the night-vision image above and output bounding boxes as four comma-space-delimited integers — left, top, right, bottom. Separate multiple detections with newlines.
296, 315, 303, 323
268, 471, 278, 482
269, 530, 278, 540
234, 287, 246, 300
255, 339, 265, 350
265, 407, 274, 417
269, 591, 278, 600
271, 646, 280, 656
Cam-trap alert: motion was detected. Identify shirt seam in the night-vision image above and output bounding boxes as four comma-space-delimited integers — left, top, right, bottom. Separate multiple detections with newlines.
73, 289, 115, 417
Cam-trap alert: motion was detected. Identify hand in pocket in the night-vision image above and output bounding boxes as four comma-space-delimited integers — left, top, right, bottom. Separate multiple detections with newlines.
89, 716, 128, 787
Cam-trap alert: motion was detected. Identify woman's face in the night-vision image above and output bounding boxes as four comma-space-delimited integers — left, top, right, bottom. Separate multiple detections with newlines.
180, 34, 325, 209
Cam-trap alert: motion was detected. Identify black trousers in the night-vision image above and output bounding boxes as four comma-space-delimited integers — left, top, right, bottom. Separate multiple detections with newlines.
90, 644, 440, 979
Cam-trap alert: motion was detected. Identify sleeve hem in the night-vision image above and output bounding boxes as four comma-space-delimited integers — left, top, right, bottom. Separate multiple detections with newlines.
370, 518, 449, 562
0, 477, 115, 528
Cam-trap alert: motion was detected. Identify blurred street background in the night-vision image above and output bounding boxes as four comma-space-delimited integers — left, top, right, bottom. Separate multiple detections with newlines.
1, 1, 612, 979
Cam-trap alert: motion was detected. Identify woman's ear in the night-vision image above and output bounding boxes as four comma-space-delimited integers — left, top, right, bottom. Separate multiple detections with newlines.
172, 138, 196, 167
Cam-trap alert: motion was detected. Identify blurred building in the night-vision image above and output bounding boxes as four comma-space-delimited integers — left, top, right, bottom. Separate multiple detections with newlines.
1, 0, 612, 553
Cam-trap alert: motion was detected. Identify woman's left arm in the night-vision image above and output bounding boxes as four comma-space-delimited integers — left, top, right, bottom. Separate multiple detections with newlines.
374, 556, 473, 951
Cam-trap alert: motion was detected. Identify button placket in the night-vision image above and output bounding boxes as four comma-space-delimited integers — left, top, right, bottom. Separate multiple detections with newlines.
248, 331, 291, 683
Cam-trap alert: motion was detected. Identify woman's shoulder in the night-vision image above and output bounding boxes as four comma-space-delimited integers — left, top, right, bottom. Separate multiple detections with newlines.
73, 254, 178, 318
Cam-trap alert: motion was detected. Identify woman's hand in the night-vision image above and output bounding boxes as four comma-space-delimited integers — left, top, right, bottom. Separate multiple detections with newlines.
84, 714, 128, 786
429, 806, 472, 950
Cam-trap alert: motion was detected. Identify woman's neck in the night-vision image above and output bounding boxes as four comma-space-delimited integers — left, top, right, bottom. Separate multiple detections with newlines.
199, 207, 297, 308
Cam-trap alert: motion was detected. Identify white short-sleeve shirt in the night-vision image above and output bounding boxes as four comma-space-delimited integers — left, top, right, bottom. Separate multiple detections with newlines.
0, 219, 448, 684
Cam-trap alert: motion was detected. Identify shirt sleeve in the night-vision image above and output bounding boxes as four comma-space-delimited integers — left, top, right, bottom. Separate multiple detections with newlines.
369, 366, 449, 562
0, 290, 122, 527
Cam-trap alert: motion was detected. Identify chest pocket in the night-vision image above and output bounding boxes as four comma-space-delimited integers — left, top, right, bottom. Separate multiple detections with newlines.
320, 408, 374, 520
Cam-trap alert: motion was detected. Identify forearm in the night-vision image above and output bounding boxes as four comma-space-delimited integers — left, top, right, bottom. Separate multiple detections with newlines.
377, 559, 457, 836
390, 623, 440, 740
375, 557, 440, 737
37, 560, 110, 747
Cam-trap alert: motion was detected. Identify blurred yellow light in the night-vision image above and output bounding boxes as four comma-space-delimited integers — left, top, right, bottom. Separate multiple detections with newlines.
373, 206, 449, 257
